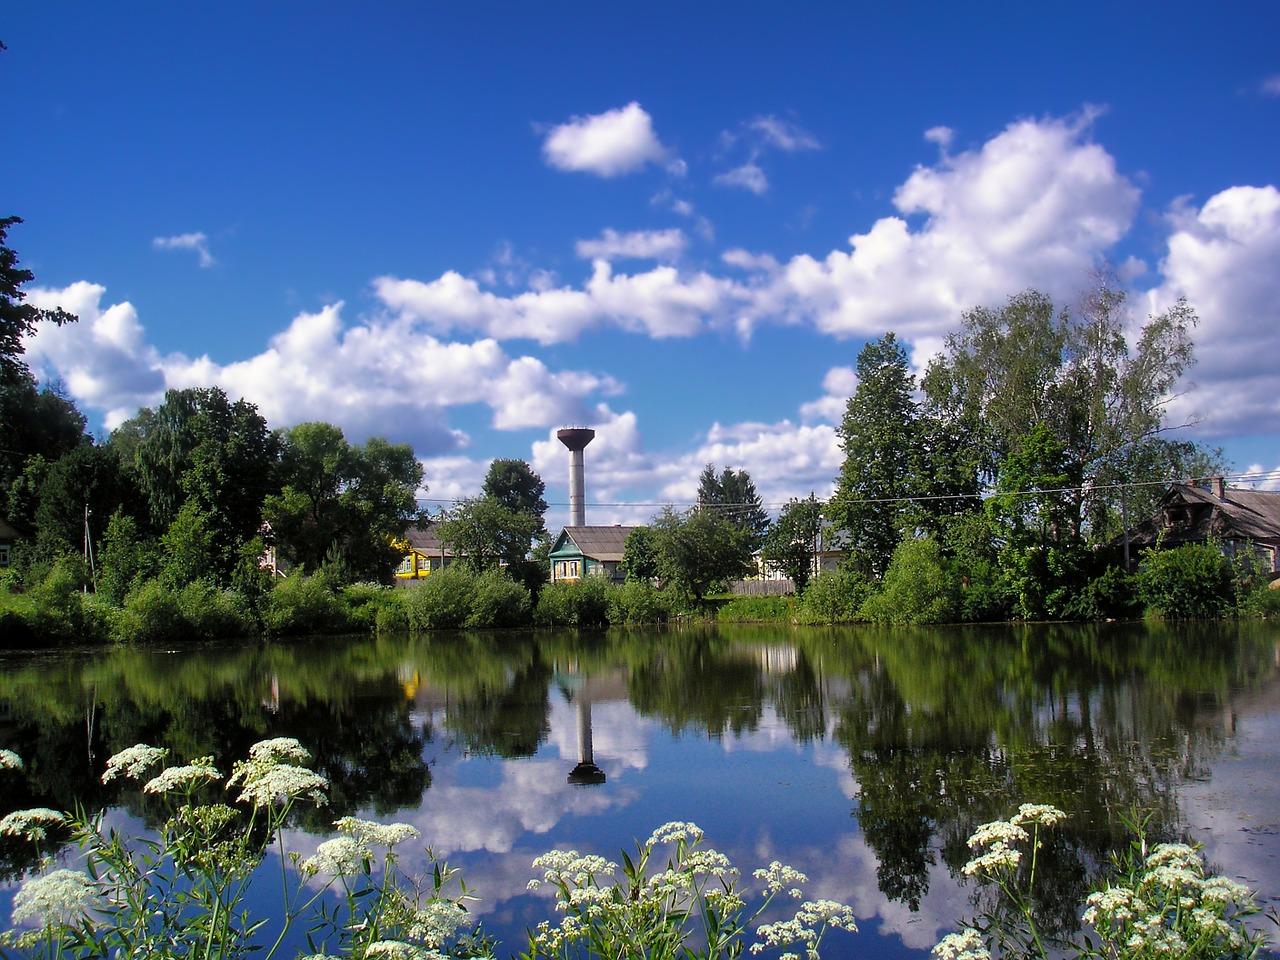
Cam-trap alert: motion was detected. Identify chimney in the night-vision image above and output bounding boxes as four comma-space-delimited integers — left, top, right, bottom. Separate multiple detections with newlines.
1214, 476, 1226, 500
557, 428, 595, 527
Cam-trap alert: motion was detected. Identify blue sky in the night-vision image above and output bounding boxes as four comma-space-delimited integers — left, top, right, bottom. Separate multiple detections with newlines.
7, 3, 1280, 530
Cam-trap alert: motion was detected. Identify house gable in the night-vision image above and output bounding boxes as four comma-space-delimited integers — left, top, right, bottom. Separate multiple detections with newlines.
549, 525, 638, 583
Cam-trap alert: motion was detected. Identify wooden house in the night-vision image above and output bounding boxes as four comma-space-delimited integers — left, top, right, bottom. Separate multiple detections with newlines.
549, 525, 636, 584
1122, 479, 1280, 576
0, 517, 19, 569
395, 520, 456, 583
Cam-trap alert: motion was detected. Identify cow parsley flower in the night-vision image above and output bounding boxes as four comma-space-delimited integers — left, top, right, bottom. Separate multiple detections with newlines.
0, 749, 24, 772
364, 941, 438, 960
406, 899, 468, 947
143, 758, 221, 795
963, 841, 1021, 877
247, 737, 312, 765
0, 808, 65, 842
231, 763, 328, 808
1010, 804, 1066, 827
648, 821, 705, 846
334, 816, 419, 848
966, 819, 1028, 849
932, 928, 991, 960
754, 860, 808, 898
11, 869, 97, 927
102, 744, 169, 783
303, 837, 369, 877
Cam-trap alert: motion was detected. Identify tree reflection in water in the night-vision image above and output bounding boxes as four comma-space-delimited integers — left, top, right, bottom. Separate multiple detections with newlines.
0, 621, 1274, 957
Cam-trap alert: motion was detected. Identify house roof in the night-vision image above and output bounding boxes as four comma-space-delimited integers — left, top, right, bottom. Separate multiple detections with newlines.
552, 525, 637, 562
405, 521, 453, 556
1125, 483, 1280, 547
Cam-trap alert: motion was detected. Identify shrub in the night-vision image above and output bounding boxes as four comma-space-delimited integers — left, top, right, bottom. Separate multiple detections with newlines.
794, 568, 871, 624
1135, 543, 1235, 619
534, 577, 609, 627
716, 594, 791, 623
1063, 565, 1141, 621
466, 567, 532, 628
606, 580, 671, 625
116, 579, 187, 644
341, 581, 393, 632
404, 566, 476, 631
262, 572, 352, 637
177, 580, 252, 640
374, 589, 410, 633
26, 556, 111, 645
861, 538, 957, 624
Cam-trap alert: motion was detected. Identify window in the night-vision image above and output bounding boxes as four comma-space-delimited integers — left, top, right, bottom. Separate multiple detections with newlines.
0, 544, 8, 568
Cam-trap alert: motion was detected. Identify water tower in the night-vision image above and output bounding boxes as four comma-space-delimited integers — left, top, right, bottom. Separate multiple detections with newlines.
557, 427, 595, 527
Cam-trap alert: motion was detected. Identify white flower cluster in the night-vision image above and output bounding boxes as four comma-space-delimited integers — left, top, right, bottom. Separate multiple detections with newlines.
0, 807, 65, 842
754, 860, 808, 898
932, 928, 991, 960
11, 869, 98, 927
528, 849, 617, 890
334, 816, 420, 849
1081, 840, 1257, 957
143, 757, 221, 795
364, 940, 441, 960
960, 806, 1065, 878
101, 744, 169, 783
647, 820, 705, 846
1010, 803, 1067, 828
303, 836, 368, 877
0, 749, 24, 772
405, 898, 468, 947
227, 738, 327, 808
752, 899, 858, 954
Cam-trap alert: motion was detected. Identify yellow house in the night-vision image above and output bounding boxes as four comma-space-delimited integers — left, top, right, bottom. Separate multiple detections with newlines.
395, 521, 455, 583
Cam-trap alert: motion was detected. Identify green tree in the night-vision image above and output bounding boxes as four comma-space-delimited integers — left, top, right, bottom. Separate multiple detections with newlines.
481, 458, 549, 591
0, 216, 76, 380
622, 526, 661, 583
482, 459, 548, 536
760, 494, 824, 595
113, 388, 279, 582
649, 505, 754, 605
436, 496, 541, 574
923, 285, 1214, 549
264, 423, 423, 583
828, 333, 922, 576
696, 464, 771, 552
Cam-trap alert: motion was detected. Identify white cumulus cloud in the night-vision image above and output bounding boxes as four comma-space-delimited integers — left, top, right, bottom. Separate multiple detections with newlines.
714, 162, 769, 195
575, 228, 687, 262
541, 102, 670, 177
152, 232, 214, 268
1143, 185, 1280, 440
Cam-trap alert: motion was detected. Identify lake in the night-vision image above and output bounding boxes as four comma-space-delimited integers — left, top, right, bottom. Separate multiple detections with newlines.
0, 621, 1277, 957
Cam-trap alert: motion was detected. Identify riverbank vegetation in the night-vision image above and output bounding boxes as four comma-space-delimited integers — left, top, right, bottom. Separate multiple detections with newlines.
4, 219, 1278, 648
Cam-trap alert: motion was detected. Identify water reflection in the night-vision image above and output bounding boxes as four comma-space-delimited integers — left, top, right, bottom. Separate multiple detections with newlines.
0, 623, 1276, 956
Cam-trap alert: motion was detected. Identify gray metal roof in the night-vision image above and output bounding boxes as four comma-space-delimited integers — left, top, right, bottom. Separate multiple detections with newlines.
405, 521, 453, 556
557, 525, 637, 562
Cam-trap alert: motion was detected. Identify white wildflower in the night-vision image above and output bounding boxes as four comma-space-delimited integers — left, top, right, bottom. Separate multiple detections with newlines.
933, 928, 991, 960
101, 744, 169, 783
967, 819, 1028, 849
1144, 843, 1200, 871
247, 737, 312, 765
647, 821, 705, 846
754, 860, 808, 897
11, 869, 97, 927
0, 749, 24, 772
0, 808, 64, 842
962, 841, 1021, 877
303, 837, 369, 876
143, 758, 221, 795
1083, 885, 1141, 926
1010, 804, 1066, 827
406, 899, 467, 947
334, 816, 419, 848
364, 941, 438, 960
1200, 875, 1254, 905
230, 763, 327, 808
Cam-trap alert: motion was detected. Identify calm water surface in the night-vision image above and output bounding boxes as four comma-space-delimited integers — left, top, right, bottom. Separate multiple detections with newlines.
0, 622, 1277, 957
